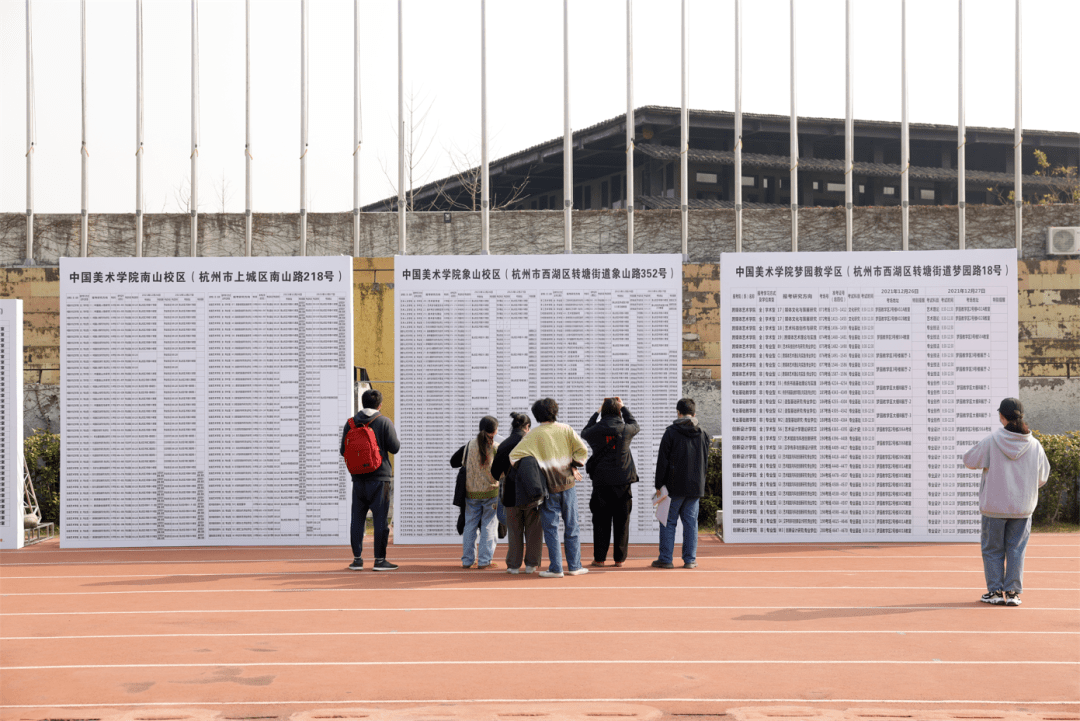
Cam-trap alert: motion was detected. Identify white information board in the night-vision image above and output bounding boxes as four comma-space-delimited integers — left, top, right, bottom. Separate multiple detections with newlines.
60, 258, 353, 548
394, 255, 683, 545
1, 299, 24, 549
721, 249, 1018, 542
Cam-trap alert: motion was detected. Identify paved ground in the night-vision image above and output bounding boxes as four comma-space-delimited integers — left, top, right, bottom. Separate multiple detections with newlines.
1, 533, 1077, 721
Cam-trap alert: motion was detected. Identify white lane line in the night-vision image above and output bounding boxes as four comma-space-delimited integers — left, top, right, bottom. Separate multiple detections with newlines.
2, 698, 1075, 710
6, 604, 1079, 617
5, 660, 1079, 671
3, 585, 1080, 597
4, 629, 1076, 641
2, 569, 1075, 576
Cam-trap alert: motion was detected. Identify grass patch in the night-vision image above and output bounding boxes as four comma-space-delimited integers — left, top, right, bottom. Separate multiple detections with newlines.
1032, 520, 1080, 533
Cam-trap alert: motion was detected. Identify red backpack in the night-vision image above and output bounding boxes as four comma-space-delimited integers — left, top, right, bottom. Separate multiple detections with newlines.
343, 417, 383, 475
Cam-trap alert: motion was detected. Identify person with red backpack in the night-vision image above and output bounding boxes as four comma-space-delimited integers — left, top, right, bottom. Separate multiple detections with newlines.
340, 389, 401, 571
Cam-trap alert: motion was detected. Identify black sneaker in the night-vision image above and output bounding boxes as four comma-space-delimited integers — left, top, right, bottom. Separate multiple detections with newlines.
980, 590, 1004, 605
348, 558, 364, 571
373, 559, 399, 571
651, 560, 675, 569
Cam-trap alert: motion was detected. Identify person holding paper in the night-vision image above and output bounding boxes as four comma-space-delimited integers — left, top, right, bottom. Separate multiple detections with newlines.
581, 397, 639, 568
652, 398, 711, 570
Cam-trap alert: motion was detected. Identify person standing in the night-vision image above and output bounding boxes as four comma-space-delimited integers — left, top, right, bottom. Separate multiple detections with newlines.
652, 398, 711, 570
451, 416, 502, 570
491, 412, 542, 574
581, 397, 639, 567
509, 398, 590, 578
340, 389, 400, 571
963, 398, 1050, 606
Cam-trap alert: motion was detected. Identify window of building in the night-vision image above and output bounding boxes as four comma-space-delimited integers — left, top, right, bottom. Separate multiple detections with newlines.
826, 182, 845, 192
859, 184, 865, 194
762, 178, 769, 189
812, 181, 820, 190
696, 172, 718, 184
741, 176, 756, 187
920, 188, 935, 200
883, 186, 895, 196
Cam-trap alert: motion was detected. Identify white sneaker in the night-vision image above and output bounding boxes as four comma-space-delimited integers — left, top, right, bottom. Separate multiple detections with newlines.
538, 570, 564, 578
565, 567, 589, 576
506, 567, 520, 575
524, 565, 537, 574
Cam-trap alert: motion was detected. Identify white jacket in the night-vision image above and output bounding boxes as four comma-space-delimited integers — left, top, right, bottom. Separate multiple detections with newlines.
963, 427, 1050, 519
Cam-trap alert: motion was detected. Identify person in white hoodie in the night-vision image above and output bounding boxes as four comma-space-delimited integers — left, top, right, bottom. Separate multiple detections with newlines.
963, 398, 1050, 606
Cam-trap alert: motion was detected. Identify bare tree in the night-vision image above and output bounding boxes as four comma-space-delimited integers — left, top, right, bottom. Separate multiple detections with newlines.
378, 87, 440, 211
212, 168, 233, 213
436, 141, 531, 211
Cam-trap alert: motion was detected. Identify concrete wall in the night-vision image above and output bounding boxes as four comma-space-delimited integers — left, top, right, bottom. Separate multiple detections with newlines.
2, 204, 1078, 435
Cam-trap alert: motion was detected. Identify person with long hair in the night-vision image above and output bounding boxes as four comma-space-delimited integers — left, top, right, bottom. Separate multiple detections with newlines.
456, 415, 502, 570
963, 398, 1050, 606
491, 412, 542, 574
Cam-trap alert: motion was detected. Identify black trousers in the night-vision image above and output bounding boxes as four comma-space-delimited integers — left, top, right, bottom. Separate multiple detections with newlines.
590, 484, 633, 563
350, 479, 390, 560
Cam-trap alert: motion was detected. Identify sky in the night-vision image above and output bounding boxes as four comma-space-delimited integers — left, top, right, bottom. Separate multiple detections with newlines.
1, 0, 1077, 215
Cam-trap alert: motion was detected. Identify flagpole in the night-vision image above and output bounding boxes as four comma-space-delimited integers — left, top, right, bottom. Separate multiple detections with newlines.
1014, 0, 1023, 258
789, 0, 798, 252
300, 0, 309, 256
80, 0, 88, 257
135, 0, 144, 256
680, 0, 689, 259
563, 0, 572, 254
626, 0, 634, 254
245, 0, 252, 257
734, 0, 742, 254
958, 0, 966, 250
25, 0, 34, 265
397, 0, 406, 255
480, 0, 489, 255
844, 0, 853, 252
901, 0, 909, 251
353, 0, 361, 257
190, 0, 199, 258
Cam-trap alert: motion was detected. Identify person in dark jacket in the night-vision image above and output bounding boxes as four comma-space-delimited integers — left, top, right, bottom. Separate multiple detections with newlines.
581, 397, 639, 567
491, 412, 542, 574
652, 398, 710, 569
340, 389, 400, 572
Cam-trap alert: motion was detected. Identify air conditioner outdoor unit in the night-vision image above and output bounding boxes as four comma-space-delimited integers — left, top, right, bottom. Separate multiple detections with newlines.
1047, 227, 1080, 255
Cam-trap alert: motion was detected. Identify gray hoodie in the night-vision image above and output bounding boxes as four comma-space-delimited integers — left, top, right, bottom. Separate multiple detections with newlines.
963, 427, 1050, 519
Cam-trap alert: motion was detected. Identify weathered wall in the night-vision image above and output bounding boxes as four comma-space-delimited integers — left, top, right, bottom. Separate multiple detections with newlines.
2, 204, 1078, 264
2, 204, 1078, 435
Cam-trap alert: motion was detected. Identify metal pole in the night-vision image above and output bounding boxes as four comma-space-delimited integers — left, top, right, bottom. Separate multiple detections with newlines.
626, 0, 634, 254
680, 0, 689, 259
563, 0, 572, 254
397, 0, 405, 255
190, 0, 199, 257
734, 0, 742, 253
25, 0, 34, 265
300, 0, 308, 256
789, 0, 798, 252
901, 0, 909, 251
958, 0, 966, 250
135, 0, 144, 256
353, 0, 361, 258
480, 0, 489, 255
1014, 0, 1022, 258
80, 0, 88, 257
245, 0, 252, 257
844, 0, 853, 252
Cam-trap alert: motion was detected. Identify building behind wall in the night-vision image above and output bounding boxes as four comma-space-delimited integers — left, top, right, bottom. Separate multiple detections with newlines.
363, 106, 1080, 214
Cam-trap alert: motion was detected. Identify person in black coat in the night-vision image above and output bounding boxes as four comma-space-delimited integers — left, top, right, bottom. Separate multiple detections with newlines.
339, 389, 401, 572
581, 397, 639, 567
491, 412, 543, 574
652, 397, 710, 570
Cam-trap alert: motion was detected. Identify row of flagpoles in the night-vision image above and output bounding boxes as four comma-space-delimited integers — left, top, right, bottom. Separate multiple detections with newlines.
23, 0, 1025, 262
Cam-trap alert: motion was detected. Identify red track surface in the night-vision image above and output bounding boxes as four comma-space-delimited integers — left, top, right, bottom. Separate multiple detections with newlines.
2, 534, 1077, 721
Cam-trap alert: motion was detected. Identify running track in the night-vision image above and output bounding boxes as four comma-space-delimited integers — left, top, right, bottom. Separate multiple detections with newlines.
1, 534, 1077, 720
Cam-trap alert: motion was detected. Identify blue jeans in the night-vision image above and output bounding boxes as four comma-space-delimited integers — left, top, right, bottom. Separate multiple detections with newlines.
462, 497, 499, 567
658, 496, 699, 565
981, 515, 1031, 594
540, 487, 582, 574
